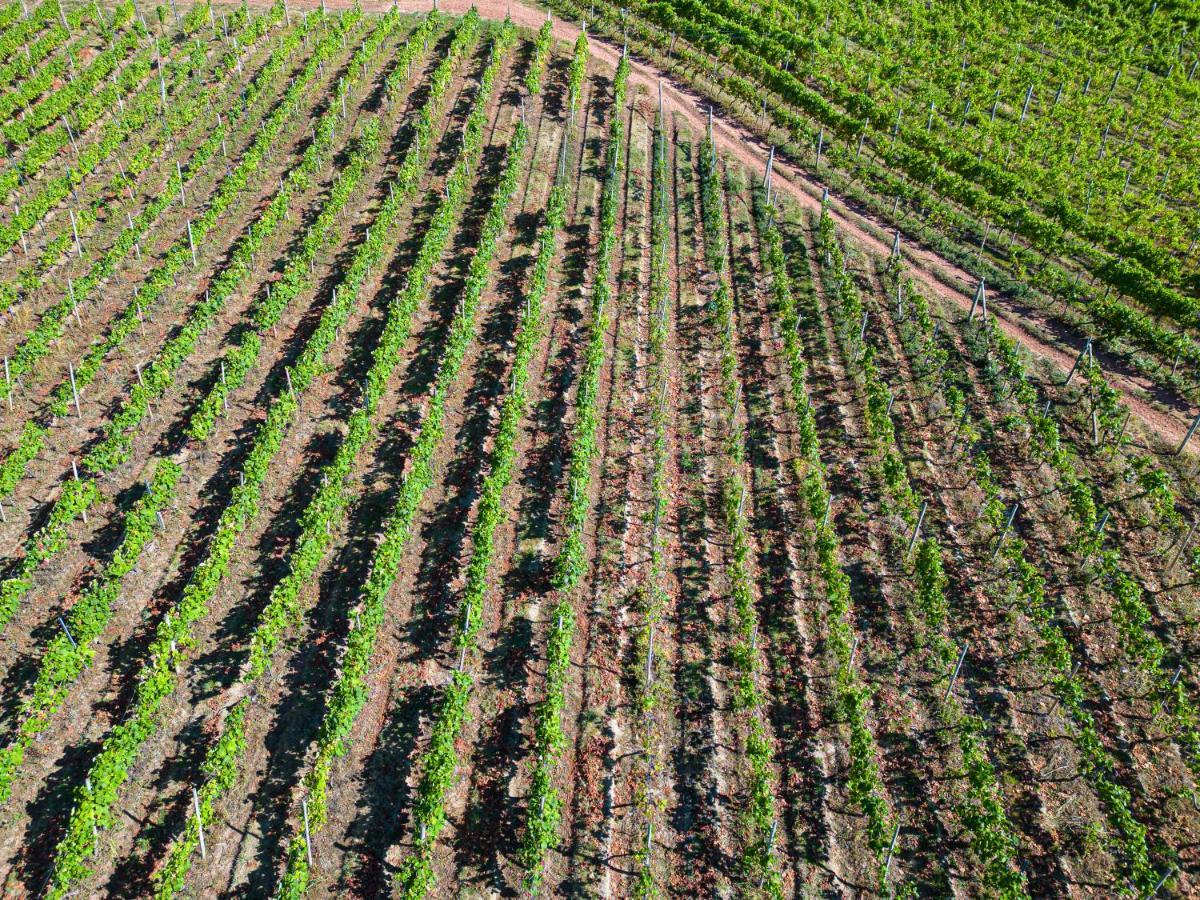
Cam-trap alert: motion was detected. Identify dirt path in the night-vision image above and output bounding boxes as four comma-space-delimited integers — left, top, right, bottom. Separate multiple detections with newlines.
236, 0, 1198, 453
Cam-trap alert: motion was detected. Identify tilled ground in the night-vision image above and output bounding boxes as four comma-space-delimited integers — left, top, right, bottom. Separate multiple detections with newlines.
0, 5, 1196, 899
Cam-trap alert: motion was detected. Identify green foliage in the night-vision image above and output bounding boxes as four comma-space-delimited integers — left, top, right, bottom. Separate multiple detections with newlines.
519, 40, 627, 891
525, 19, 553, 93
0, 462, 180, 803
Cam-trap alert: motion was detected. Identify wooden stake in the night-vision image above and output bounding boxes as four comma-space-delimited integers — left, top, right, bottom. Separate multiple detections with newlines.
1115, 409, 1131, 444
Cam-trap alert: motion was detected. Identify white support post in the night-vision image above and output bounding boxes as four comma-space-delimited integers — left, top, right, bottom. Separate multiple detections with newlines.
193, 787, 206, 858
906, 501, 927, 555
69, 208, 81, 256
991, 502, 1019, 561
1064, 338, 1092, 385
1149, 867, 1175, 898
68, 362, 81, 417
943, 643, 968, 703
302, 799, 313, 866
967, 279, 985, 322
1170, 520, 1196, 570
882, 822, 902, 882
646, 625, 654, 685
1177, 411, 1200, 456
187, 221, 196, 266
127, 212, 139, 259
